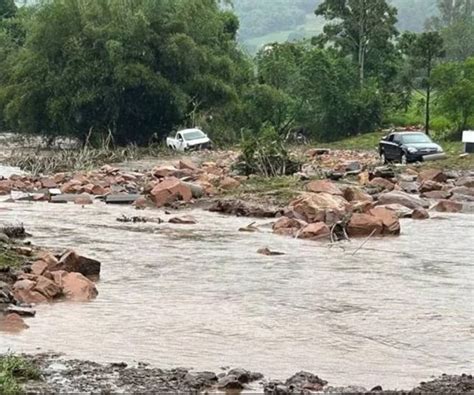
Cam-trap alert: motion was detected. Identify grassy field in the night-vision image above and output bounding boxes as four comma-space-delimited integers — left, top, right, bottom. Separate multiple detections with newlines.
316, 130, 474, 170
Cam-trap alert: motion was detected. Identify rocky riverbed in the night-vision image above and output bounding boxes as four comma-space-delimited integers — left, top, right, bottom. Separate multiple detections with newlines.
18, 353, 474, 394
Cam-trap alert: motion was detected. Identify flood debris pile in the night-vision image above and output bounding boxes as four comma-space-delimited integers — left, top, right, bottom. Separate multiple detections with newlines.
0, 156, 245, 209
15, 354, 474, 394
272, 164, 474, 241
0, 233, 101, 333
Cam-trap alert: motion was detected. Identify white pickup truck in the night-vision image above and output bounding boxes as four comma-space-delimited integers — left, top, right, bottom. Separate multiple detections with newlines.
166, 128, 212, 152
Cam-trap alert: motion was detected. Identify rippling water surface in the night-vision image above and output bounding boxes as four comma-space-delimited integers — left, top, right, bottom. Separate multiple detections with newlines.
0, 200, 473, 389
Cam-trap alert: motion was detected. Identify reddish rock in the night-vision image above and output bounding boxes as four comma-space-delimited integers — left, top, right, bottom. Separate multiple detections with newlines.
153, 166, 178, 178
132, 196, 150, 209
58, 250, 101, 277
343, 186, 373, 202
421, 190, 451, 200
419, 180, 443, 193
297, 222, 330, 240
62, 272, 98, 301
0, 313, 29, 332
433, 200, 463, 213
36, 252, 61, 272
369, 177, 395, 191
34, 275, 61, 299
31, 260, 48, 276
273, 217, 305, 231
13, 288, 49, 304
53, 173, 67, 184
41, 177, 57, 188
347, 213, 383, 238
369, 207, 401, 235
50, 270, 68, 288
91, 184, 107, 195
178, 159, 198, 171
219, 177, 241, 190
168, 216, 197, 224
74, 193, 93, 205
60, 179, 82, 193
412, 207, 430, 220
289, 193, 349, 224
150, 177, 193, 207
418, 169, 447, 183
306, 180, 343, 195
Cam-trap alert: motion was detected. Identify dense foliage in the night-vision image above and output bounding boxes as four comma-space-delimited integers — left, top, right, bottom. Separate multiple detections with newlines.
0, 0, 473, 146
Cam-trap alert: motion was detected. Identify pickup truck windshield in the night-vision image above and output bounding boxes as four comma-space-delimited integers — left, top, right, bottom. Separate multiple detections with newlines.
400, 133, 432, 144
183, 130, 206, 141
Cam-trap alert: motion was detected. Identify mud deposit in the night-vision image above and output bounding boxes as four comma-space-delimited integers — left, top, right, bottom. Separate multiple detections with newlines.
0, 201, 473, 389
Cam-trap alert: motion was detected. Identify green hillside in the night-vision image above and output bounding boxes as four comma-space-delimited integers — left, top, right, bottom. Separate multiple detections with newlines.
234, 0, 438, 53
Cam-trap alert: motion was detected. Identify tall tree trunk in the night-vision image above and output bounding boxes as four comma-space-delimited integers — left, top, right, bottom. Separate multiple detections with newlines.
425, 85, 430, 136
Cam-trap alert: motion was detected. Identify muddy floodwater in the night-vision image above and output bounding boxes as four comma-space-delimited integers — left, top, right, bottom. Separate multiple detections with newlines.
0, 201, 473, 389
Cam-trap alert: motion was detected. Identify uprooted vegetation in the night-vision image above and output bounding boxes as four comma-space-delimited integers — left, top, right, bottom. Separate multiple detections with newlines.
0, 354, 41, 394
233, 126, 302, 177
4, 145, 170, 176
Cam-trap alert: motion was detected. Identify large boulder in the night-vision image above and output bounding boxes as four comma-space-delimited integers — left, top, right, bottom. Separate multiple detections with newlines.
421, 190, 451, 200
0, 313, 29, 332
377, 190, 429, 209
412, 207, 430, 220
219, 177, 240, 190
449, 186, 474, 197
34, 275, 61, 299
12, 279, 48, 304
289, 193, 349, 224
74, 193, 94, 205
433, 200, 463, 213
62, 273, 98, 301
454, 176, 474, 188
419, 180, 443, 193
306, 180, 343, 195
369, 177, 395, 191
343, 186, 373, 202
369, 207, 400, 235
418, 169, 447, 183
297, 222, 330, 240
273, 217, 306, 236
150, 177, 193, 207
347, 213, 383, 238
58, 250, 101, 277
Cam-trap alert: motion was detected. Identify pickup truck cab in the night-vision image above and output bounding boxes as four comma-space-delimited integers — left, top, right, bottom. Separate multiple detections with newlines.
166, 128, 212, 152
379, 131, 446, 164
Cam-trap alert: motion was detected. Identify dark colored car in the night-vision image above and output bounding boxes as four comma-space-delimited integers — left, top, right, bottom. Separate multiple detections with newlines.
379, 131, 446, 164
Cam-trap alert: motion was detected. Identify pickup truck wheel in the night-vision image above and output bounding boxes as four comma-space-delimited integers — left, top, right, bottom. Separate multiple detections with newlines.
380, 152, 387, 164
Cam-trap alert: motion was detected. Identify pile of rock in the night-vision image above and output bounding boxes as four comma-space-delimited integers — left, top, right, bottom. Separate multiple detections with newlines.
1, 158, 245, 209
273, 179, 402, 240
272, 167, 473, 241
1, 248, 100, 332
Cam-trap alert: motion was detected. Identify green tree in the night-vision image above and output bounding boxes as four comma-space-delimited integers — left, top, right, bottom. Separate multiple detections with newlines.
0, 0, 250, 145
0, 0, 16, 19
314, 0, 398, 86
433, 57, 474, 133
399, 31, 445, 135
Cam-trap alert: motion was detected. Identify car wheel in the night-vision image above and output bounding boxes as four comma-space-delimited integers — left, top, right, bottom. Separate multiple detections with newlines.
380, 152, 387, 164
400, 153, 407, 165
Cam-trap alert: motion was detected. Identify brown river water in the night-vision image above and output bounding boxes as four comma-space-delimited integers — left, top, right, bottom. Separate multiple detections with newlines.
0, 200, 473, 389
